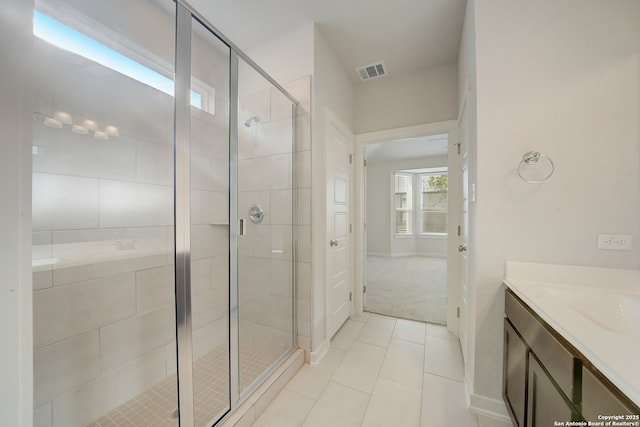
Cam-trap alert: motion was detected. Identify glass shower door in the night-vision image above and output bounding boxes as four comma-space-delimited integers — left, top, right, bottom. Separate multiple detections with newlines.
186, 15, 231, 427
237, 58, 296, 395
32, 2, 297, 425
31, 1, 179, 426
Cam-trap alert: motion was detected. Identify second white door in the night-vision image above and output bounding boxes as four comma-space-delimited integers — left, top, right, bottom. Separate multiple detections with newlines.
327, 113, 353, 338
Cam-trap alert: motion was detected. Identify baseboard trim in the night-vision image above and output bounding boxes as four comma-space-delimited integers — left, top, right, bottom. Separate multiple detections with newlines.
465, 384, 511, 422
415, 252, 447, 258
309, 339, 330, 366
367, 252, 447, 258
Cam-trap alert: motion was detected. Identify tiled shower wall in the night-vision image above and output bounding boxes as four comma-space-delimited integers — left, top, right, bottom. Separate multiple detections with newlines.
236, 74, 311, 362
31, 35, 310, 427
31, 36, 229, 426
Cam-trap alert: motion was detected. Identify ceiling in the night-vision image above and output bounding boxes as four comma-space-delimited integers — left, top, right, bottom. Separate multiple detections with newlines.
365, 134, 449, 162
190, 0, 467, 84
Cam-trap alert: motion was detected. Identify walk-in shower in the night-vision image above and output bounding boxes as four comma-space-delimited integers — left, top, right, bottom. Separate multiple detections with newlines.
31, 1, 297, 426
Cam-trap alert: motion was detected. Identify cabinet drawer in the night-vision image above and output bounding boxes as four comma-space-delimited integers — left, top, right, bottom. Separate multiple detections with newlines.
506, 290, 579, 402
582, 367, 638, 421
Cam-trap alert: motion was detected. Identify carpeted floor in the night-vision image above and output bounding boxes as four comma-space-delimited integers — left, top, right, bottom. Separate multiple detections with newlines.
365, 255, 447, 325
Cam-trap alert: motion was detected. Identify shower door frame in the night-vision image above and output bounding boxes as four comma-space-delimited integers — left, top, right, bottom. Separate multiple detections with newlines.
174, 2, 299, 426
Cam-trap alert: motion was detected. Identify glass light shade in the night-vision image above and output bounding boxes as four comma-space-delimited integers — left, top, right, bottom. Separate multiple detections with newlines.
93, 130, 109, 140
104, 125, 120, 137
72, 124, 89, 134
53, 110, 72, 125
82, 118, 97, 131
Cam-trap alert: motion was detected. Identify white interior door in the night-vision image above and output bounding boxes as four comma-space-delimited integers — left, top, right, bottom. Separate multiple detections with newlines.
458, 101, 470, 365
327, 116, 353, 338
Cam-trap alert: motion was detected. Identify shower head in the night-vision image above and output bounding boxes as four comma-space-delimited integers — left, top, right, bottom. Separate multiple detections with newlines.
244, 114, 260, 127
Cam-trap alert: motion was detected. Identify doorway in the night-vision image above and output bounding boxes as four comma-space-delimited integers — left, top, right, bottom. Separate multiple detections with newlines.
364, 137, 448, 324
354, 121, 459, 332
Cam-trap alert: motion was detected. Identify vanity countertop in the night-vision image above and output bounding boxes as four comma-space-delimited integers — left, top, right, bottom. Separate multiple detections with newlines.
504, 261, 640, 407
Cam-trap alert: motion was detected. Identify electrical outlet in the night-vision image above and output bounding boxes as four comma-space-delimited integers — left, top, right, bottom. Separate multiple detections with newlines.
597, 234, 633, 251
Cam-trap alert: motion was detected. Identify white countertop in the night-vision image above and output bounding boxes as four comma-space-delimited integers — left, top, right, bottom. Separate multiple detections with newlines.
504, 261, 640, 407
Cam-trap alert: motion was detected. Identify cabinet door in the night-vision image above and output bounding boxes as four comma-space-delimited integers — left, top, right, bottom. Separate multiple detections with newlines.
582, 367, 637, 422
504, 319, 528, 427
527, 354, 578, 427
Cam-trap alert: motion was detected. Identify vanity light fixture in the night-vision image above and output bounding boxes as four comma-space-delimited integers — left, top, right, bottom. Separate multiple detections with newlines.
93, 130, 109, 140
104, 125, 120, 137
43, 116, 63, 128
82, 118, 97, 131
71, 124, 89, 134
53, 110, 72, 125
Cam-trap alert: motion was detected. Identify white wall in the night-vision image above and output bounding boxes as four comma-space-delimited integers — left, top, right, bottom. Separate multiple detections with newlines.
366, 156, 448, 257
0, 2, 34, 427
311, 26, 355, 352
245, 24, 314, 86
468, 0, 640, 409
355, 63, 458, 134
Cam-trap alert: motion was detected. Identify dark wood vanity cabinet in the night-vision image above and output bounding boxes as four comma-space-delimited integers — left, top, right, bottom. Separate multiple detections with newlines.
503, 288, 639, 427
504, 320, 528, 427
582, 366, 637, 421
527, 354, 579, 427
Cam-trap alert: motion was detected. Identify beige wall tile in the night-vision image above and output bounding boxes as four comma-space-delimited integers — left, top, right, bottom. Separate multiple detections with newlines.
33, 273, 136, 348
32, 173, 99, 231
135, 139, 172, 186
192, 317, 228, 360
99, 180, 172, 228
99, 306, 174, 372
33, 403, 52, 427
136, 265, 174, 314
34, 331, 100, 406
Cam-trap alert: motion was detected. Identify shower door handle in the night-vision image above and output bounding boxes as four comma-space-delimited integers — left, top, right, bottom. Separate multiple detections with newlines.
239, 218, 246, 236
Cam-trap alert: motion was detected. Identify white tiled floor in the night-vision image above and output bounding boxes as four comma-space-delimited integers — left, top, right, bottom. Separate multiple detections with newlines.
251, 312, 512, 427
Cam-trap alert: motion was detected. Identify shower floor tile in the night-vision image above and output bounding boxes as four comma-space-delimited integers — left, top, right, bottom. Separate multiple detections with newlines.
86, 345, 280, 427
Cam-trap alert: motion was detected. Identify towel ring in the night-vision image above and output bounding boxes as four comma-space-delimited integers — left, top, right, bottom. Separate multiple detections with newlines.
517, 151, 554, 183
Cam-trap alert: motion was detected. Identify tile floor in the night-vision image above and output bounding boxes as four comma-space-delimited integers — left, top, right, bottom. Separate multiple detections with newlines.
251, 312, 512, 427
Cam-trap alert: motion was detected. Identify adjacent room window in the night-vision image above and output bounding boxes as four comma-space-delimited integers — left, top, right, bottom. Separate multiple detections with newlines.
394, 173, 413, 235
420, 173, 448, 234
393, 168, 448, 237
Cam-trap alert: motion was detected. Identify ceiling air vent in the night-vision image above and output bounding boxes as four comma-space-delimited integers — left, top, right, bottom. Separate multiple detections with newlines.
356, 61, 387, 81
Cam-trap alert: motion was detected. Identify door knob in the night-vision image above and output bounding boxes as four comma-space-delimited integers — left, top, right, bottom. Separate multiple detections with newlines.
458, 244, 467, 253
330, 239, 338, 247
